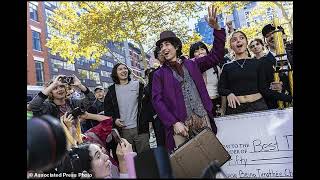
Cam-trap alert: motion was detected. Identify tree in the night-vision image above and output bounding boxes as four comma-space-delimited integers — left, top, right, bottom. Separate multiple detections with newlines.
181, 31, 203, 56
210, 1, 293, 41
181, 31, 212, 57
46, 2, 206, 71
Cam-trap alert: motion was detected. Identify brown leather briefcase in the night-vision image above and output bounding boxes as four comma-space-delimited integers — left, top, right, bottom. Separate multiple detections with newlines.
169, 127, 230, 178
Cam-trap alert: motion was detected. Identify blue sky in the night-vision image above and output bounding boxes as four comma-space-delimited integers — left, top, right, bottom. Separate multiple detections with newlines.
187, 8, 207, 35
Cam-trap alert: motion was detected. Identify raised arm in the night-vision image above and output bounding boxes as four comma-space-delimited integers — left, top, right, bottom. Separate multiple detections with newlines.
195, 5, 226, 73
28, 75, 65, 116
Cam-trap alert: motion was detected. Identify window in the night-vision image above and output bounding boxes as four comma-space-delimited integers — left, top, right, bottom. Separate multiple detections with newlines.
106, 52, 113, 58
49, 2, 58, 7
89, 71, 101, 84
29, 2, 38, 21
83, 58, 90, 64
32, 31, 41, 51
89, 58, 96, 64
244, 11, 250, 19
266, 7, 274, 20
107, 62, 114, 68
101, 70, 111, 77
103, 82, 109, 88
51, 59, 63, 72
64, 62, 75, 71
113, 52, 125, 63
35, 61, 44, 86
77, 59, 85, 66
45, 10, 53, 37
244, 11, 251, 27
78, 69, 89, 79
100, 60, 106, 66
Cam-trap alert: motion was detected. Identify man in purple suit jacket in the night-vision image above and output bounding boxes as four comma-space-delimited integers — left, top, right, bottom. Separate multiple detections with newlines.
151, 5, 226, 153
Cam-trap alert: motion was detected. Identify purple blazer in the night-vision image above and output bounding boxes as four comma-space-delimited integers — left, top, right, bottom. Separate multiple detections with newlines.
152, 29, 226, 152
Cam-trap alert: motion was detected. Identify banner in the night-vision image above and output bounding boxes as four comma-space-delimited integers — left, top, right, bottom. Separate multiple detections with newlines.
214, 108, 293, 178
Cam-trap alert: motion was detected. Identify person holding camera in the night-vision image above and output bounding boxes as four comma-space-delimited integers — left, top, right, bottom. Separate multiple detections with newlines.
29, 74, 95, 150
28, 74, 95, 119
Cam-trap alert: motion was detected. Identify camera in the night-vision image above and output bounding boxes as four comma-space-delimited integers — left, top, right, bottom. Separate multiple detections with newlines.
67, 107, 85, 118
59, 76, 74, 85
27, 115, 67, 171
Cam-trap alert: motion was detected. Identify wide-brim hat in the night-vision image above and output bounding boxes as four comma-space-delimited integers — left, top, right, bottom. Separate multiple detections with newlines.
156, 30, 182, 47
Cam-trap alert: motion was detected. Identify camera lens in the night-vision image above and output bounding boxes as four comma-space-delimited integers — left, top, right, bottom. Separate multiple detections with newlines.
27, 115, 67, 171
65, 77, 70, 84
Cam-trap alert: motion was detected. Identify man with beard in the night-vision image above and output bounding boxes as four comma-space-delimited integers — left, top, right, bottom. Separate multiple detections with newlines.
260, 24, 293, 109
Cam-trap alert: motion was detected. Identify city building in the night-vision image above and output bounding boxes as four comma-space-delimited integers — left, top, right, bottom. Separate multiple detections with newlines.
27, 1, 51, 86
126, 42, 151, 77
195, 18, 213, 45
195, 2, 291, 41
27, 1, 150, 92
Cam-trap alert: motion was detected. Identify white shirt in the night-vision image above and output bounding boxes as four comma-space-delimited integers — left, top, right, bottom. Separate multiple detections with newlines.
203, 66, 221, 98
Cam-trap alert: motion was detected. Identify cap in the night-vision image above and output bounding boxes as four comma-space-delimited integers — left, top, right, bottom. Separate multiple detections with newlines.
94, 86, 104, 92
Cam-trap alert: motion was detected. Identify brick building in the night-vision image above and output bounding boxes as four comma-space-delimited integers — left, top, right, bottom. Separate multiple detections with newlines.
27, 1, 50, 86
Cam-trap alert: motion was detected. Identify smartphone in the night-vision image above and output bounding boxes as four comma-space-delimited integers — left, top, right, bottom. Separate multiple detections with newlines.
111, 128, 123, 144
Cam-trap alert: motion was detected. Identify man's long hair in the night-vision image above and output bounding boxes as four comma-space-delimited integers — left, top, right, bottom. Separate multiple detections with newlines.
159, 39, 182, 59
111, 63, 131, 84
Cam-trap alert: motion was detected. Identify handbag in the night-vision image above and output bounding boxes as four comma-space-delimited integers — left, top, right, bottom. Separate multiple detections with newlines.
170, 127, 231, 178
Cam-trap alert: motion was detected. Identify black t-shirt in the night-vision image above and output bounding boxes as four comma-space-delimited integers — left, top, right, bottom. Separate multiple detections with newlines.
219, 59, 263, 96
89, 100, 104, 114
218, 58, 291, 102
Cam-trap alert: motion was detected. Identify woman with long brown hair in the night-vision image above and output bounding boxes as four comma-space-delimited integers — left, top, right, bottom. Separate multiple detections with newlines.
218, 31, 291, 115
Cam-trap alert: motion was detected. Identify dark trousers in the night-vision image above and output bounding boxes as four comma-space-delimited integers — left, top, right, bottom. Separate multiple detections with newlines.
211, 97, 222, 117
226, 98, 268, 115
152, 116, 166, 147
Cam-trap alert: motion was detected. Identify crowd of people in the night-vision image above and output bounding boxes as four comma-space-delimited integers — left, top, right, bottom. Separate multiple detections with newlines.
27, 5, 293, 178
